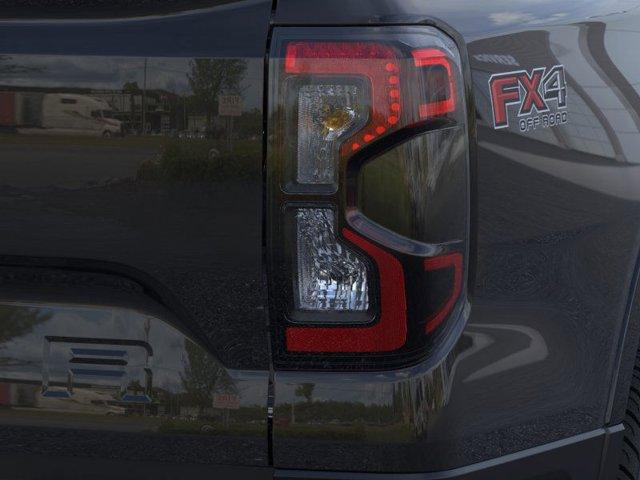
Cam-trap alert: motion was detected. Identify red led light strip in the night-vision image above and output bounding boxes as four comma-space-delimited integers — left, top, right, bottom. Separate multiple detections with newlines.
286, 228, 407, 353
285, 41, 401, 154
412, 48, 457, 118
424, 252, 463, 333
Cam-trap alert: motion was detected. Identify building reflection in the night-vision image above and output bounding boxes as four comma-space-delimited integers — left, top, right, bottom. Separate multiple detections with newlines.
0, 55, 257, 139
0, 55, 262, 186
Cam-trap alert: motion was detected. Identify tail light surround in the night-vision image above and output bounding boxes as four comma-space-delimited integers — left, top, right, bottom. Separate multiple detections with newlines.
267, 27, 470, 370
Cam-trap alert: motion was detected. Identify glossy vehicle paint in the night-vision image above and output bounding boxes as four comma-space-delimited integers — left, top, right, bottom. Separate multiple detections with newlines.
0, 1, 638, 479
271, 0, 640, 475
0, 0, 272, 474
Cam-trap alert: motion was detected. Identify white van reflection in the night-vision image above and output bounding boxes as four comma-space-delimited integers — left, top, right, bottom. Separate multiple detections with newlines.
0, 92, 122, 137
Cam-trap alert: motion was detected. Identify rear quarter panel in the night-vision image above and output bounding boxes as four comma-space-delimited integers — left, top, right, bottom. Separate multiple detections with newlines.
271, 0, 640, 474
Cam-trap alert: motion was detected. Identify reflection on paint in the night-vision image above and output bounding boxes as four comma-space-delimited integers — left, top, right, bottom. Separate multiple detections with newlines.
0, 303, 265, 436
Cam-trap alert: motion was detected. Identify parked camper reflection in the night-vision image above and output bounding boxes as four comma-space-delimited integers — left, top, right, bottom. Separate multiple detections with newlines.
0, 92, 122, 137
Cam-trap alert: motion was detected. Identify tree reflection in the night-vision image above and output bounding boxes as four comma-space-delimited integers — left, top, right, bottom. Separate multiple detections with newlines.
187, 59, 247, 133
0, 306, 51, 345
295, 383, 315, 403
122, 81, 142, 133
180, 339, 235, 414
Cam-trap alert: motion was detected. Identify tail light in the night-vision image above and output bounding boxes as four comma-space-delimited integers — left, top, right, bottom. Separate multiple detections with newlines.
267, 27, 470, 370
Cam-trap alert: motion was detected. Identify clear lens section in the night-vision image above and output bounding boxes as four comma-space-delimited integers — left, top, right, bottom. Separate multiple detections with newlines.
296, 209, 369, 311
296, 84, 363, 185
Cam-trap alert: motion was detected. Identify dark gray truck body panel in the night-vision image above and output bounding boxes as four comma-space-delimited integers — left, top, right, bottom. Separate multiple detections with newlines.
1, 1, 640, 478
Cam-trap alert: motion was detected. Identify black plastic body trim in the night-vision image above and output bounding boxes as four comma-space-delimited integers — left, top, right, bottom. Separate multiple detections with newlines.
0, 426, 625, 479
275, 425, 624, 480
0, 454, 274, 480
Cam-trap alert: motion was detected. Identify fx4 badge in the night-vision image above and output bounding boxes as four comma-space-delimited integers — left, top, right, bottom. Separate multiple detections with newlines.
489, 65, 568, 132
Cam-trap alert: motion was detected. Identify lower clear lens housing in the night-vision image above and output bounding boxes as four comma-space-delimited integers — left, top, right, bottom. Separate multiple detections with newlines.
295, 209, 369, 313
